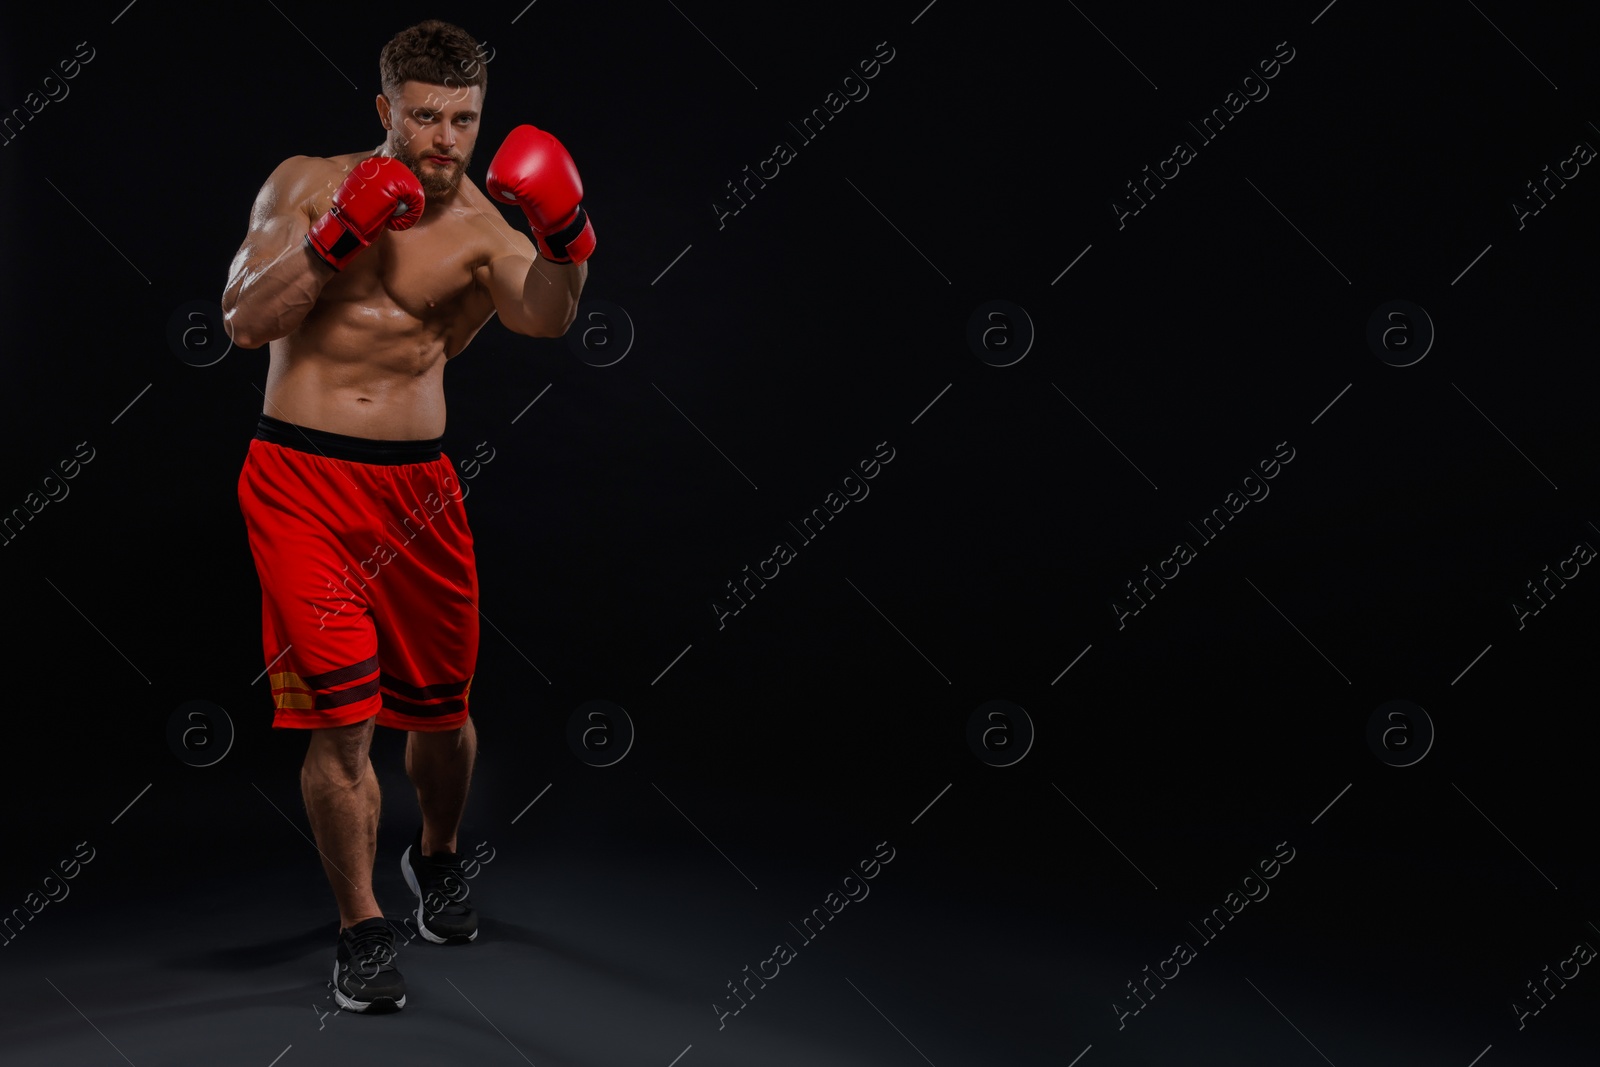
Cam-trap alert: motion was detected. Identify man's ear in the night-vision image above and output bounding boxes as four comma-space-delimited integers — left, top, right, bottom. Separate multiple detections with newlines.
374, 93, 392, 131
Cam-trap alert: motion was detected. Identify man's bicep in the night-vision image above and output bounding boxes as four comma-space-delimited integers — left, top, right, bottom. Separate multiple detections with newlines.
478, 236, 539, 333
226, 211, 310, 284
225, 158, 321, 287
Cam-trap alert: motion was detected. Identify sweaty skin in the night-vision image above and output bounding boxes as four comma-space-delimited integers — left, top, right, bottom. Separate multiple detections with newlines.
222, 82, 586, 440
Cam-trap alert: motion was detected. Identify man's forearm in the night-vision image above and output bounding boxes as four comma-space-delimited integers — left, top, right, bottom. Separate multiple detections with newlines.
519, 257, 587, 337
224, 242, 335, 349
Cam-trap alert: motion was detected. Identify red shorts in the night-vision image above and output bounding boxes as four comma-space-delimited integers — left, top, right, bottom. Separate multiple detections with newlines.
237, 415, 479, 732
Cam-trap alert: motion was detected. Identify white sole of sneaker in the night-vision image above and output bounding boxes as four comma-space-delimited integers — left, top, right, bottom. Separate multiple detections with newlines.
331, 960, 405, 1013
400, 844, 479, 945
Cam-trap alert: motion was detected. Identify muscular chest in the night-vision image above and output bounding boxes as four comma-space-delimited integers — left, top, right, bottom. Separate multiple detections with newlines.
319, 212, 488, 324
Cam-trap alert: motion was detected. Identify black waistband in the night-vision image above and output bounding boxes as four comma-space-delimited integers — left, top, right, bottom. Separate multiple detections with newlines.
254, 414, 443, 464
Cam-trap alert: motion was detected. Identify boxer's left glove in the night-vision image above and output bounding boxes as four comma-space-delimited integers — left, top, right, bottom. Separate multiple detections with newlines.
486, 125, 596, 264
305, 156, 425, 271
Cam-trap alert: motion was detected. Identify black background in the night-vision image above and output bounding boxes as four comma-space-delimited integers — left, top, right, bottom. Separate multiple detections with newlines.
2, 1, 1598, 1064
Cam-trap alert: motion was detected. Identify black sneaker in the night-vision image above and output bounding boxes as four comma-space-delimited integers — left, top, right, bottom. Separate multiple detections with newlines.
333, 917, 407, 1013
400, 827, 479, 944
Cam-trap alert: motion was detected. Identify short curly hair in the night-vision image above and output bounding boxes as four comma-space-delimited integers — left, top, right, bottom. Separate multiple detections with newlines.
379, 20, 488, 101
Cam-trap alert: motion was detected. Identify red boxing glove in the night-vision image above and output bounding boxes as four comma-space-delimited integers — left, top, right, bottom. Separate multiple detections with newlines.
305, 156, 425, 271
486, 125, 596, 264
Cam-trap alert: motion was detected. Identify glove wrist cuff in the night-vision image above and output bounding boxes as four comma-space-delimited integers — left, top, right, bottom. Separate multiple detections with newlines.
305, 208, 365, 271
533, 204, 595, 264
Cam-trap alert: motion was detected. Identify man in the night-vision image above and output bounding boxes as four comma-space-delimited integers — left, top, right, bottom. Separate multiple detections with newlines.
224, 19, 592, 1013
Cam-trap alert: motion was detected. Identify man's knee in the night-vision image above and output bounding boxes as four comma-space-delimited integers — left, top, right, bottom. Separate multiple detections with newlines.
304, 716, 376, 781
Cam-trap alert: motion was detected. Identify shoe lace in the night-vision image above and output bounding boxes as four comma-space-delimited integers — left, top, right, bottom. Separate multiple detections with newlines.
420, 852, 473, 911
347, 924, 398, 973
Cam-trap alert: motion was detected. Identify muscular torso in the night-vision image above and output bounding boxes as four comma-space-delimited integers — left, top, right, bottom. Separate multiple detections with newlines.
264, 149, 510, 440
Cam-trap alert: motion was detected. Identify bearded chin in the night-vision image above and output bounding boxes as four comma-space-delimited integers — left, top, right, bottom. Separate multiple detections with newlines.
391, 142, 461, 200
419, 169, 454, 199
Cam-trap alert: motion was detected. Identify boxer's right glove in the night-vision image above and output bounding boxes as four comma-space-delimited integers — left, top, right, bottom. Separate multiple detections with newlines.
305, 156, 425, 271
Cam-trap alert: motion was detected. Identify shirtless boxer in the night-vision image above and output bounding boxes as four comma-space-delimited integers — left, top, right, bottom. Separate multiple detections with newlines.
223, 19, 591, 1013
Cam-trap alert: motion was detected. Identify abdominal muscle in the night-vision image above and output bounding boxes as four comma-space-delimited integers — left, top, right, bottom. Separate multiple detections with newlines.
261, 298, 460, 442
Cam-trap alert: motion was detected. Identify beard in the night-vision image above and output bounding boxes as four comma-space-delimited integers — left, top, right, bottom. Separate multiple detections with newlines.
390, 138, 471, 202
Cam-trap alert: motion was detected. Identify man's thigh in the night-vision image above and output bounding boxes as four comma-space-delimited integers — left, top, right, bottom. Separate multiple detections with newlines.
369, 452, 481, 734
240, 439, 385, 730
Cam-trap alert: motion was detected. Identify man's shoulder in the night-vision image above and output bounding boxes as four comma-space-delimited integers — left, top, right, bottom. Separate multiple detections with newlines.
253, 153, 382, 223
453, 178, 533, 258
275, 151, 374, 184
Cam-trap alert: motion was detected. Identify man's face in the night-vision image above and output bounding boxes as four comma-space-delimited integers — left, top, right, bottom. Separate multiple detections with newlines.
377, 81, 484, 203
